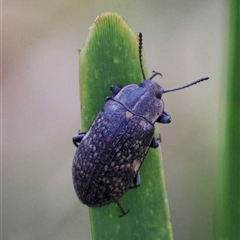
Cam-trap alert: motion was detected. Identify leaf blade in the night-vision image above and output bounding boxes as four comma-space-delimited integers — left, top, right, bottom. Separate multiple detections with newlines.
79, 12, 173, 240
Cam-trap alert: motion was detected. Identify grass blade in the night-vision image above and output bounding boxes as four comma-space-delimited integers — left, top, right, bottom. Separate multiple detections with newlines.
79, 12, 173, 240
215, 0, 240, 239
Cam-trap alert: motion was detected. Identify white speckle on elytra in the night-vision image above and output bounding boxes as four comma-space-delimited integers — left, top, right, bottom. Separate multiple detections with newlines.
132, 160, 140, 172
139, 120, 147, 129
110, 162, 114, 167
126, 163, 131, 168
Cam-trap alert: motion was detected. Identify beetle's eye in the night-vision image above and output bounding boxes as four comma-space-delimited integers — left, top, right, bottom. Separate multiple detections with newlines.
155, 89, 163, 99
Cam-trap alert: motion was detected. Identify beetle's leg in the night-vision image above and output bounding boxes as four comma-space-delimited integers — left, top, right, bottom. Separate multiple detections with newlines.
110, 85, 122, 95
157, 111, 171, 124
116, 200, 129, 217
129, 172, 141, 189
105, 96, 113, 101
72, 131, 86, 147
150, 137, 159, 148
156, 133, 162, 143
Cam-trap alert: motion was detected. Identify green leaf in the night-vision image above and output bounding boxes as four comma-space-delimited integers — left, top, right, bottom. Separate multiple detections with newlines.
215, 0, 240, 239
79, 12, 173, 240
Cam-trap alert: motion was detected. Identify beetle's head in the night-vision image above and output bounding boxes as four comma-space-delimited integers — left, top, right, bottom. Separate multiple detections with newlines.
140, 79, 164, 99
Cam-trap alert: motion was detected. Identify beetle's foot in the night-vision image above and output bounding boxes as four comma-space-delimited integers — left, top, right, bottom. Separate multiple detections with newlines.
116, 201, 129, 217
129, 172, 140, 189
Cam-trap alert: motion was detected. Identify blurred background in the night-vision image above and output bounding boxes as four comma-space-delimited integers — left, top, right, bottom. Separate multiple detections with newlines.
2, 1, 227, 240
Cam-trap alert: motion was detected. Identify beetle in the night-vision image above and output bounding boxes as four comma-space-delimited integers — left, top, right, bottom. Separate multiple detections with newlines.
72, 32, 209, 216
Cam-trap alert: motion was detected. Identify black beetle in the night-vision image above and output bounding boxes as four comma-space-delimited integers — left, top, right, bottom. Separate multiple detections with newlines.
72, 33, 209, 216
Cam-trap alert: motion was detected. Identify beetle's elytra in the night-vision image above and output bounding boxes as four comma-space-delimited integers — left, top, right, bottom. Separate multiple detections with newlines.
72, 32, 209, 216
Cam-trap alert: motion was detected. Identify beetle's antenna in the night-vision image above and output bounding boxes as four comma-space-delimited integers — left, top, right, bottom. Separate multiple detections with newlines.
139, 32, 146, 80
149, 70, 162, 80
163, 77, 209, 93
